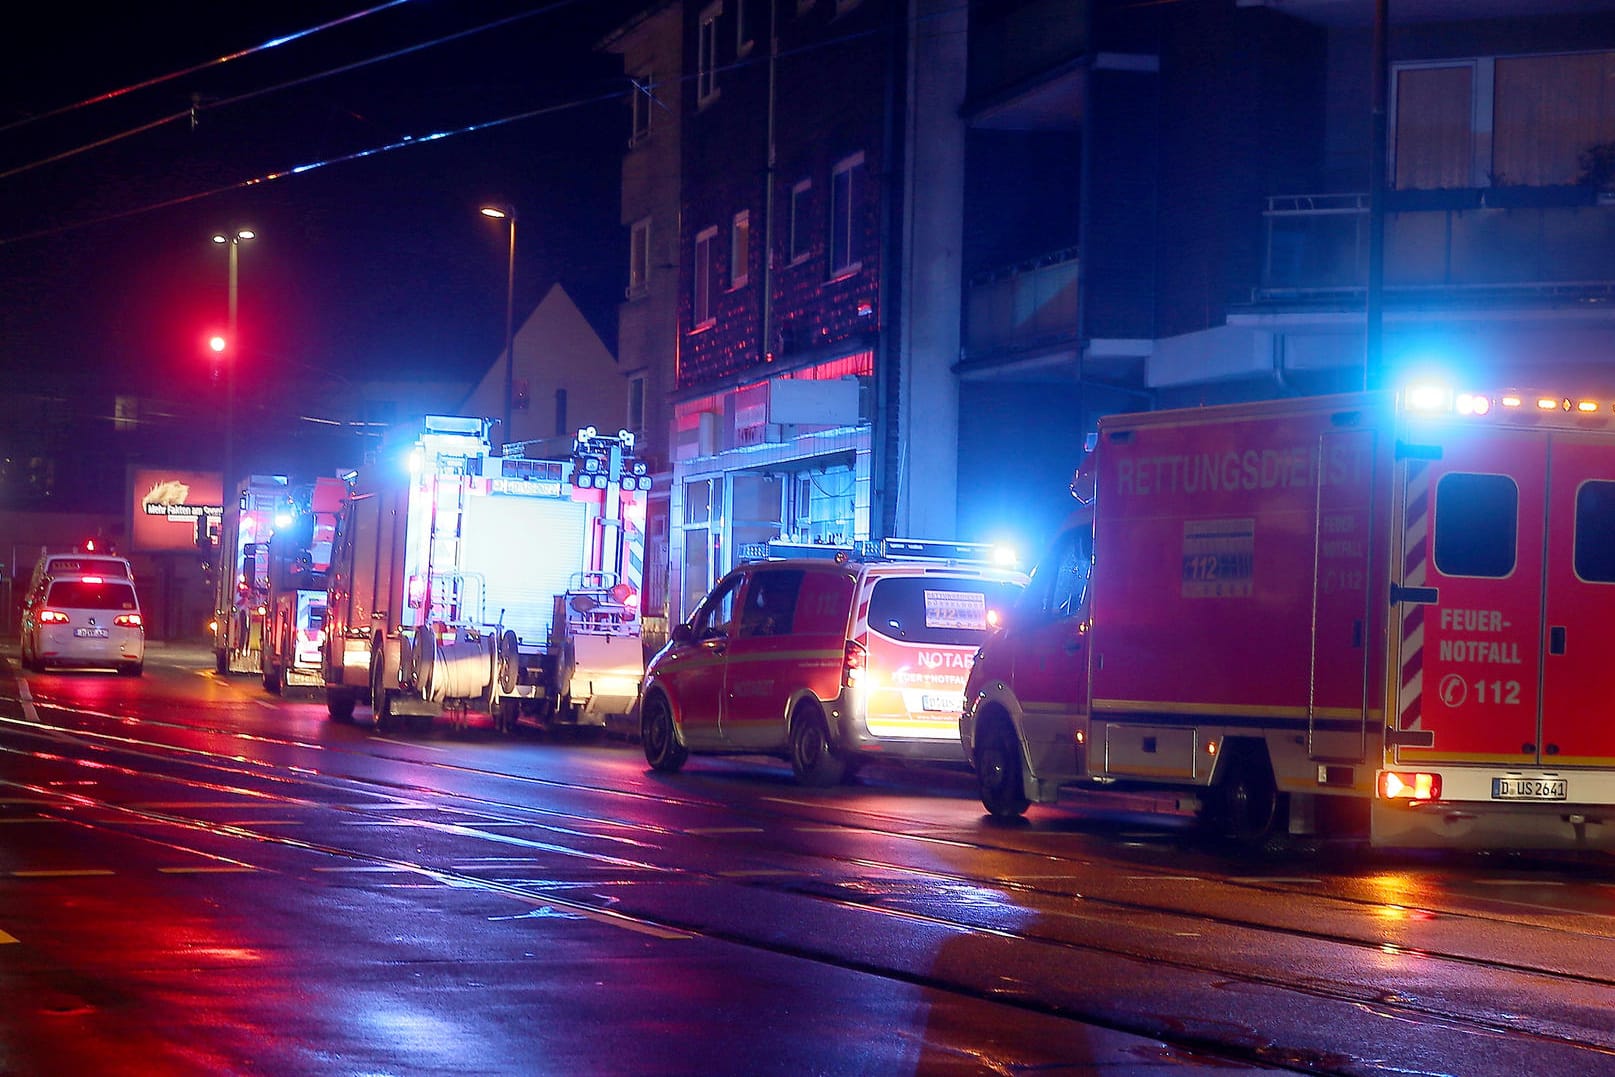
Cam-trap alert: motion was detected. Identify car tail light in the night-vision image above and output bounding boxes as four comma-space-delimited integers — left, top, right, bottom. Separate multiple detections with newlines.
39, 609, 70, 624
1379, 770, 1441, 801
114, 613, 143, 628
842, 637, 867, 689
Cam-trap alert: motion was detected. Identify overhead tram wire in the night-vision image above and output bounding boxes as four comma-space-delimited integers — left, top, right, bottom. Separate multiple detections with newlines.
0, 0, 972, 244
0, 0, 414, 136
0, 0, 599, 184
0, 85, 627, 247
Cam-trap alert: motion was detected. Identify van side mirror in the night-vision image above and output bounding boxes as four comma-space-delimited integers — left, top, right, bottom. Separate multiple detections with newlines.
671, 623, 694, 644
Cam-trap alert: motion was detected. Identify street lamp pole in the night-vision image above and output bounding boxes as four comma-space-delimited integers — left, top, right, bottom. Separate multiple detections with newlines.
212, 228, 255, 491
480, 205, 517, 448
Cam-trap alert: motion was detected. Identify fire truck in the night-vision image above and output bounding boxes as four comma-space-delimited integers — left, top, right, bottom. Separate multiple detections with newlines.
321, 416, 649, 734
260, 476, 345, 695
213, 475, 294, 675
961, 385, 1615, 850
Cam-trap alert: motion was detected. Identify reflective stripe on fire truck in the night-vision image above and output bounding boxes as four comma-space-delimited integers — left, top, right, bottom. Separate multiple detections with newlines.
1397, 459, 1430, 734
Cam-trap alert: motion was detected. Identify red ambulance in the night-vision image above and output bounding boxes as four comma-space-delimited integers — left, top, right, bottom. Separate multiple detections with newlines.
641, 539, 1026, 785
962, 386, 1615, 849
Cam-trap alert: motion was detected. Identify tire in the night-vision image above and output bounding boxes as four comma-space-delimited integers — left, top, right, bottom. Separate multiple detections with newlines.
789, 706, 846, 788
262, 661, 281, 694
117, 662, 144, 678
214, 649, 227, 675
369, 651, 396, 734
975, 719, 1030, 819
1214, 745, 1283, 849
326, 689, 356, 723
496, 698, 520, 735
641, 693, 687, 773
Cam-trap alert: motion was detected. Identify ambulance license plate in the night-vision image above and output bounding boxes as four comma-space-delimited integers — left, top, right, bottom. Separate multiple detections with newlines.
74, 628, 109, 639
1491, 777, 1566, 801
921, 693, 961, 713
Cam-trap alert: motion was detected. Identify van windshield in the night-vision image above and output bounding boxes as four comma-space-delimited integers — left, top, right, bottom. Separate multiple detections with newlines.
866, 576, 1022, 646
46, 580, 139, 610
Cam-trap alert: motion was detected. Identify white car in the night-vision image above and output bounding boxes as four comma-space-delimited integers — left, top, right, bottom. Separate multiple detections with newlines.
21, 575, 145, 676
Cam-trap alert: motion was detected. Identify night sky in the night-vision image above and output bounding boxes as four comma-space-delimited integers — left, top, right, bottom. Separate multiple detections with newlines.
0, 1, 641, 404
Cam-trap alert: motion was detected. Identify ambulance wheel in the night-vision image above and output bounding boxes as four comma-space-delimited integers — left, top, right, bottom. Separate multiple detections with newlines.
1215, 745, 1282, 849
789, 706, 845, 788
975, 719, 1030, 820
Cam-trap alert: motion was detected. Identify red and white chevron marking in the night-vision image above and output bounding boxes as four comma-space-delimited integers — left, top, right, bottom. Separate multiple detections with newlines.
1397, 460, 1430, 732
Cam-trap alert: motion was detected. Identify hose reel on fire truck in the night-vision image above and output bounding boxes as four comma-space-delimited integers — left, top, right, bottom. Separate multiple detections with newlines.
418, 630, 496, 704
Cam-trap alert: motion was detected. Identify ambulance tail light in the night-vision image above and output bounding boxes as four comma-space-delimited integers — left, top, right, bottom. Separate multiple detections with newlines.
1379, 770, 1441, 802
114, 613, 143, 628
842, 637, 867, 689
38, 609, 71, 624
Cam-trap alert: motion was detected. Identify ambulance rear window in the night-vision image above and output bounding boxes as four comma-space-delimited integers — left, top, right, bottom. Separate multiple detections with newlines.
866, 576, 1023, 646
1433, 473, 1517, 579
1575, 480, 1615, 583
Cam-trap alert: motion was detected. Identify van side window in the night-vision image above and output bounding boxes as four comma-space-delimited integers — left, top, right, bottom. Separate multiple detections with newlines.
693, 575, 742, 639
1028, 526, 1092, 620
738, 570, 803, 638
1433, 473, 1517, 578
1575, 480, 1615, 583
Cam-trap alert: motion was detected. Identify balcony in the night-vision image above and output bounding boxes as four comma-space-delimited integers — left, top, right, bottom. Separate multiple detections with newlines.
963, 248, 1080, 363
1255, 191, 1615, 305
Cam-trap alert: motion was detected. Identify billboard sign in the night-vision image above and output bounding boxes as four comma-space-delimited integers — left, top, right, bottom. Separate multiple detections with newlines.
131, 468, 223, 552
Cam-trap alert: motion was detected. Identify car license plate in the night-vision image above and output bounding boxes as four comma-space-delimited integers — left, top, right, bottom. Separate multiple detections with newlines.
921, 693, 961, 713
73, 628, 109, 639
1492, 777, 1567, 801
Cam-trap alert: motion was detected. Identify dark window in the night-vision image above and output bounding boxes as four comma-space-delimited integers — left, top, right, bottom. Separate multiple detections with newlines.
692, 574, 741, 638
866, 575, 1023, 646
738, 570, 803, 637
1433, 472, 1518, 578
1028, 525, 1092, 620
46, 580, 138, 610
1575, 480, 1615, 583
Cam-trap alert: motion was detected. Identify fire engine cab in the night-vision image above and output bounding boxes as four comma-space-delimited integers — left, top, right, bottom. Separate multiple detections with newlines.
961, 385, 1615, 850
321, 416, 649, 733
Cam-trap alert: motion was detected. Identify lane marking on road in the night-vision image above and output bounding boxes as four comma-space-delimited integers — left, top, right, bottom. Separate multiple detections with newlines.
0, 928, 17, 944
158, 866, 261, 874
718, 869, 808, 878
11, 869, 116, 878
371, 737, 447, 751
254, 700, 277, 709
1123, 875, 1204, 883
18, 680, 39, 723
0, 817, 67, 823
220, 820, 303, 827
1469, 878, 1567, 886
1231, 877, 1323, 885
128, 802, 268, 810
312, 865, 416, 873
686, 826, 765, 835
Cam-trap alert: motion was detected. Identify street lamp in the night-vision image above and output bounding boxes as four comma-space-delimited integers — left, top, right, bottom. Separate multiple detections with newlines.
479, 205, 517, 447
211, 228, 255, 490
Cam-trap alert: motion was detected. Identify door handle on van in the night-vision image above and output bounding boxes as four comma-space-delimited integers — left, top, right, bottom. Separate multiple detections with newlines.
1549, 626, 1567, 655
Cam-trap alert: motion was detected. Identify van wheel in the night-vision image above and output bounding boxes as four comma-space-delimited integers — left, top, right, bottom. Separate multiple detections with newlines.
1214, 745, 1283, 849
642, 693, 687, 773
789, 707, 845, 788
117, 662, 144, 678
975, 719, 1030, 819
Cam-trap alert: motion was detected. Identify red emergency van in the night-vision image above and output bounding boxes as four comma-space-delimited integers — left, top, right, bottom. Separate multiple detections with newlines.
641, 539, 1026, 785
962, 386, 1615, 849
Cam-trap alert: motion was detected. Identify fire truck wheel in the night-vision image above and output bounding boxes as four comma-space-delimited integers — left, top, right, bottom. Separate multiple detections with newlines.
789, 706, 846, 788
262, 661, 281, 694
975, 720, 1031, 819
641, 693, 687, 773
496, 698, 521, 734
326, 690, 356, 723
1215, 746, 1282, 848
214, 649, 227, 675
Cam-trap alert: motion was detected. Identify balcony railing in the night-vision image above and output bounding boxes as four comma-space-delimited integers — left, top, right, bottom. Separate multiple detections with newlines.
964, 248, 1080, 358
1257, 191, 1615, 301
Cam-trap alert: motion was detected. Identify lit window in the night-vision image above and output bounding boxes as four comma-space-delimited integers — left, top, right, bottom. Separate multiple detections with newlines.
694, 226, 719, 327
698, 2, 723, 106
629, 218, 651, 298
731, 211, 750, 288
789, 179, 812, 263
830, 151, 864, 275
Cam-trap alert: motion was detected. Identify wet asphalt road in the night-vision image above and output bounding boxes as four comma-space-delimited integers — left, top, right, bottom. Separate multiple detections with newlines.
3, 643, 1615, 1076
